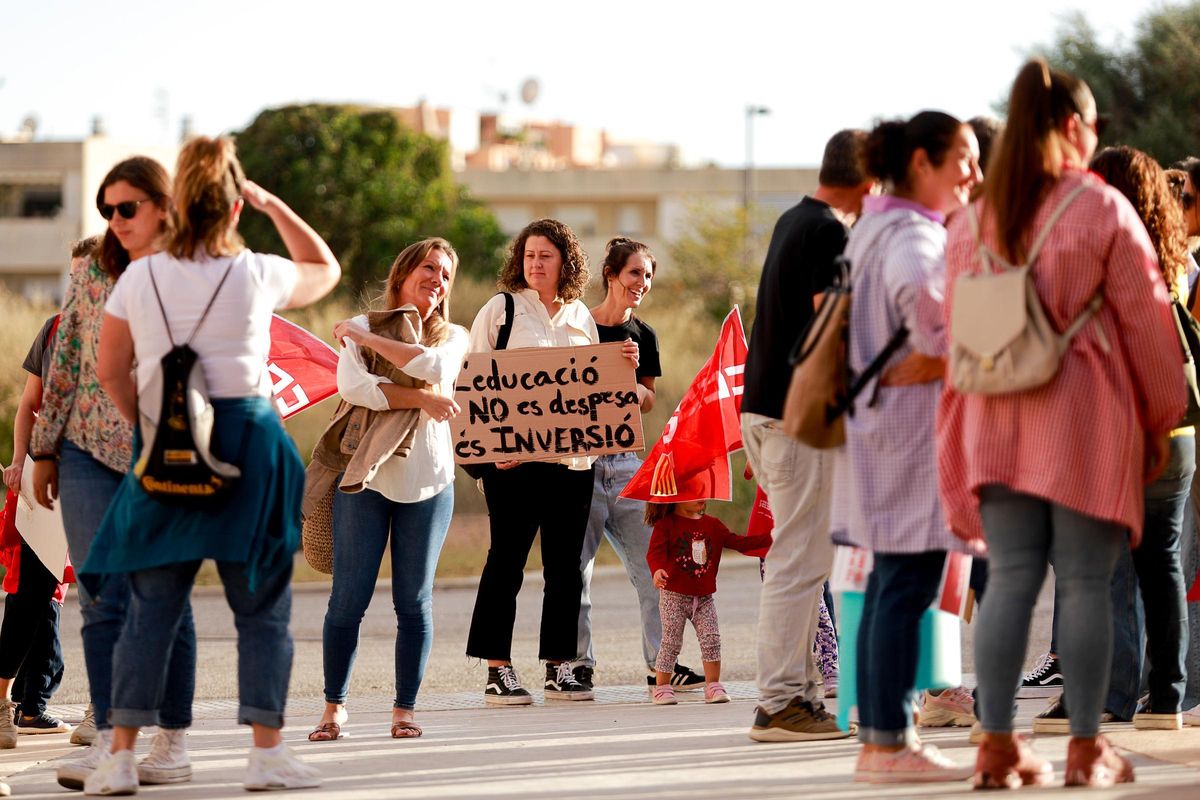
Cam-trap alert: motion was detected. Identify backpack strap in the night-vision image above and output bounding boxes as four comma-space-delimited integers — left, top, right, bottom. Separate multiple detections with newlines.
494, 292, 515, 351
967, 183, 1089, 273
147, 255, 236, 348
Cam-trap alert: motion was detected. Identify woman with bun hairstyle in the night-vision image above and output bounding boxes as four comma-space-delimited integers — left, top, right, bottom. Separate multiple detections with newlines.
30, 158, 198, 789
571, 238, 704, 692
831, 110, 981, 783
938, 60, 1185, 788
83, 136, 340, 794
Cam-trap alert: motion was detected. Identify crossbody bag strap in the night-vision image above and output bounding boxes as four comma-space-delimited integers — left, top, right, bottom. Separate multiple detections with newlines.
494, 292, 515, 351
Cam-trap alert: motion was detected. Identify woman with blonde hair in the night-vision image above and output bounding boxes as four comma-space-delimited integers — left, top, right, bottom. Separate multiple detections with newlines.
307, 237, 467, 742
82, 135, 340, 794
938, 61, 1185, 788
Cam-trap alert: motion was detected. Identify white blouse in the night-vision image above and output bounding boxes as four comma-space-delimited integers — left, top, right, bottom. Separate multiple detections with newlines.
467, 289, 599, 469
336, 312, 469, 503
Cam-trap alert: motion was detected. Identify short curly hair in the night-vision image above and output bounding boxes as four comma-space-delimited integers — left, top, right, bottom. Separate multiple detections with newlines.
497, 218, 590, 303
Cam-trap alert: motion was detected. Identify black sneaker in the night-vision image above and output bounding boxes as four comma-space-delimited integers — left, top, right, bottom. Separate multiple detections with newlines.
1021, 652, 1063, 689
645, 663, 706, 692
1032, 694, 1120, 734
16, 712, 72, 735
572, 665, 594, 691
545, 662, 594, 701
484, 665, 533, 706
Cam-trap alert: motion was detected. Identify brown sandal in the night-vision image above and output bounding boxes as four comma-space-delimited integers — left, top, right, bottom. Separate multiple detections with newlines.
308, 721, 343, 742
391, 721, 423, 739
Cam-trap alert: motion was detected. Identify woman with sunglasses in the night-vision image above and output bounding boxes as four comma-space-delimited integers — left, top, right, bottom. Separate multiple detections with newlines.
30, 157, 199, 790
938, 59, 1185, 788
83, 135, 339, 794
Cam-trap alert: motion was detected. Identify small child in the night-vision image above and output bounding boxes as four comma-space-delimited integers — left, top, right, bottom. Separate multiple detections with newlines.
646, 498, 771, 705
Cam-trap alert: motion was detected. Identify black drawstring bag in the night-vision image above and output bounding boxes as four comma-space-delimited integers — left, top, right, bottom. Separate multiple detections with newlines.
133, 257, 242, 506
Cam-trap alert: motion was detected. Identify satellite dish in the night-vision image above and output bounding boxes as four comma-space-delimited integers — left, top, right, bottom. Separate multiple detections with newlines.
520, 78, 540, 105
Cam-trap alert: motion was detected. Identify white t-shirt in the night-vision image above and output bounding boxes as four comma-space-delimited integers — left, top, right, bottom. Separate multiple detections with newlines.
106, 249, 298, 398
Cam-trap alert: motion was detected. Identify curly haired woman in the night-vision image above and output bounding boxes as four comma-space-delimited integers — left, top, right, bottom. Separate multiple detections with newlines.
464, 219, 627, 705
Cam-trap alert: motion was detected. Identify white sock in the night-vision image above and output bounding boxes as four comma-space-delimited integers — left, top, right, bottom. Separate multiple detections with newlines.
254, 742, 285, 756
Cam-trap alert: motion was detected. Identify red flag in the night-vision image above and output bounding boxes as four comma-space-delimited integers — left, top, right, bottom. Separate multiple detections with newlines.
267, 315, 339, 419
621, 308, 748, 502
742, 485, 774, 558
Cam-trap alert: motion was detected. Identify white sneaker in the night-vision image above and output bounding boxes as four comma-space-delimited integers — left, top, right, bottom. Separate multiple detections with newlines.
58, 729, 113, 790
0, 699, 15, 749
84, 749, 138, 796
244, 743, 321, 791
1184, 708, 1200, 727
137, 728, 192, 784
72, 705, 98, 746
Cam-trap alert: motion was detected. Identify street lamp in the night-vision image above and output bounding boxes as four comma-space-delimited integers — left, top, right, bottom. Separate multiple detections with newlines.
743, 105, 770, 211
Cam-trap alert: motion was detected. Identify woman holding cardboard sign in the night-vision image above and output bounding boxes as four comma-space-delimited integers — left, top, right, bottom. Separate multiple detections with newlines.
307, 237, 468, 742
465, 218, 611, 705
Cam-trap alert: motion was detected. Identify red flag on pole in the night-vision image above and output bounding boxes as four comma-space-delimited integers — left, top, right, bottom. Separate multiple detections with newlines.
620, 308, 748, 503
267, 315, 339, 419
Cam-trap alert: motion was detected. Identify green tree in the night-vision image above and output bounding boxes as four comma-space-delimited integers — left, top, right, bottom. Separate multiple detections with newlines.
1036, 3, 1200, 163
235, 105, 507, 293
664, 202, 772, 327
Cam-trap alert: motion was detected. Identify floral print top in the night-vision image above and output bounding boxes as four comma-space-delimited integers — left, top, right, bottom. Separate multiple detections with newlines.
30, 257, 133, 473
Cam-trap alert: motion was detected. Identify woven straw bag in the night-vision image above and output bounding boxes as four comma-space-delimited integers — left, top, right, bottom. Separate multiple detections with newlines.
301, 485, 335, 574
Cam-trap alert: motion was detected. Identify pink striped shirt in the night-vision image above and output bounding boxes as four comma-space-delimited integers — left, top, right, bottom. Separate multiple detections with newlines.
936, 170, 1186, 547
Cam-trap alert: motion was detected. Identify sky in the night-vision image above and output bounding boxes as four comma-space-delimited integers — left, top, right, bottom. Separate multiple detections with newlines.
0, 0, 1162, 168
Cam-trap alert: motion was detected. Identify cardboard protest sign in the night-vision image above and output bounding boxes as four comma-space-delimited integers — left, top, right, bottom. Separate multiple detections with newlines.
451, 342, 644, 464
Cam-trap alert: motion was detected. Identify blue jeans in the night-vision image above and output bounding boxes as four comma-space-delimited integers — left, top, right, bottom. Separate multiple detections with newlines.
856, 551, 945, 746
1183, 487, 1200, 711
577, 453, 660, 670
1107, 433, 1194, 717
323, 485, 453, 710
975, 485, 1126, 737
58, 439, 195, 729
111, 558, 293, 729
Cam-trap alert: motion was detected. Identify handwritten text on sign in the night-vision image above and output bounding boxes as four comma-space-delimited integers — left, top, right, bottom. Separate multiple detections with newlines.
452, 342, 645, 464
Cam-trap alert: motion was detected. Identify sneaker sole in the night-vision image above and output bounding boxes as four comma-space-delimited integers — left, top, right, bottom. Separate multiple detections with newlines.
17, 726, 72, 735
544, 691, 594, 702
1134, 714, 1183, 730
138, 766, 193, 785
869, 769, 974, 784
1031, 719, 1071, 734
748, 726, 853, 743
484, 695, 533, 706
918, 710, 977, 728
57, 771, 89, 791
245, 781, 321, 792
706, 695, 731, 704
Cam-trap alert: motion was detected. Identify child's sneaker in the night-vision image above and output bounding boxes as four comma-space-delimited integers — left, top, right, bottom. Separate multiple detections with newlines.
651, 685, 678, 705
484, 665, 533, 706
83, 749, 138, 796
918, 686, 977, 727
58, 729, 112, 789
137, 728, 192, 785
704, 682, 730, 704
244, 743, 320, 791
868, 744, 973, 784
17, 711, 72, 735
544, 662, 594, 701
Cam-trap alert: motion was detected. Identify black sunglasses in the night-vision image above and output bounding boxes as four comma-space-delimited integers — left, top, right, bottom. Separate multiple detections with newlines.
1185, 192, 1196, 212
1090, 114, 1110, 138
97, 199, 151, 221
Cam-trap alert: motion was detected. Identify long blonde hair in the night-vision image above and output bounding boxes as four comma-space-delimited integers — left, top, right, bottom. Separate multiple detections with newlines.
382, 237, 458, 347
168, 136, 245, 259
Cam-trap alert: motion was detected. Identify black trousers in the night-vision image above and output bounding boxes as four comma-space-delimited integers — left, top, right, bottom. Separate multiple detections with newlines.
0, 544, 64, 715
467, 462, 594, 662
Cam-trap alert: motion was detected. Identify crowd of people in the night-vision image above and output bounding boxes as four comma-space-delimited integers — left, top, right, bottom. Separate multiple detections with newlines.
1, 54, 1199, 794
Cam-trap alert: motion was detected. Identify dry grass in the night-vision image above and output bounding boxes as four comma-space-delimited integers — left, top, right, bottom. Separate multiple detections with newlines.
1, 274, 751, 580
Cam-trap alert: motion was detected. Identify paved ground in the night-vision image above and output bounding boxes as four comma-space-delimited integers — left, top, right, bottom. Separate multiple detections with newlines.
14, 559, 1194, 798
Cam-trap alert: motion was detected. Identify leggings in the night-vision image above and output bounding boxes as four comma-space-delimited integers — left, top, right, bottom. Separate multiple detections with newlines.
656, 590, 720, 672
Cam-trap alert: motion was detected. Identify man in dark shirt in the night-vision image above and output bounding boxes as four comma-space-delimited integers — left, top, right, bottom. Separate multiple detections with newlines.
741, 129, 875, 742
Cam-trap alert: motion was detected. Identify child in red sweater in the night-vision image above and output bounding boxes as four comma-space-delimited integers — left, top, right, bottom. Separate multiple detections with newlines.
646, 499, 772, 705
